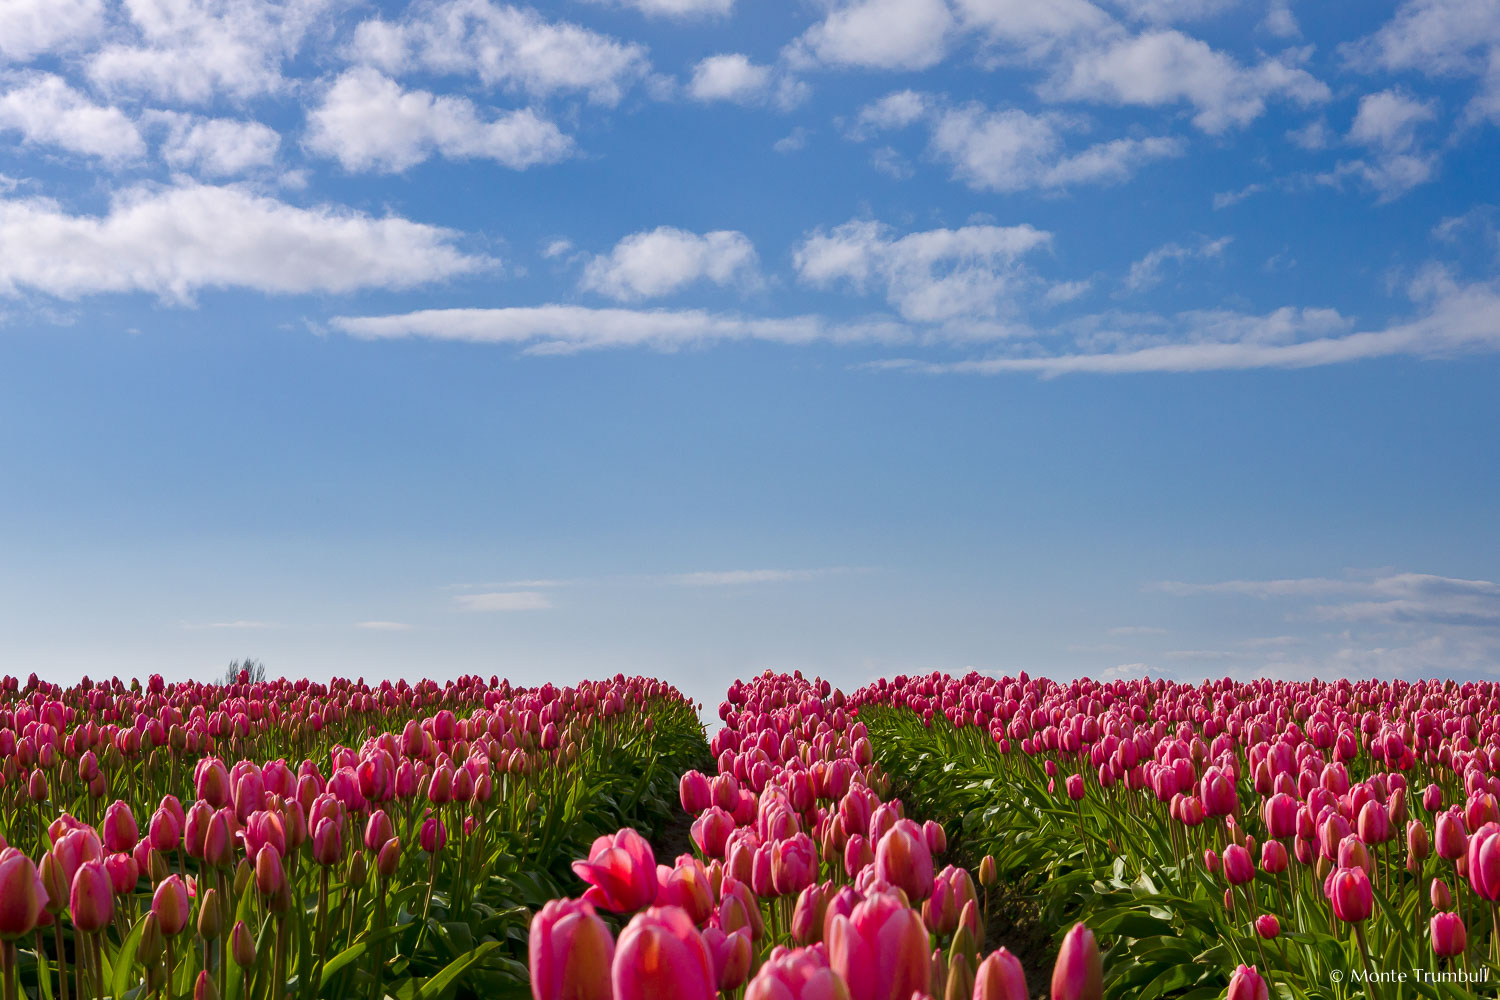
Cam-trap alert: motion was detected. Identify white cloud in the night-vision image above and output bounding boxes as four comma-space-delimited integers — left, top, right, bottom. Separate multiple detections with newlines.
773, 127, 811, 153
671, 568, 853, 585
150, 112, 281, 176
953, 0, 1112, 61
1160, 571, 1500, 629
541, 238, 573, 258
1212, 183, 1264, 209
305, 68, 573, 173
350, 0, 649, 106
1046, 30, 1329, 132
0, 0, 103, 62
794, 218, 1051, 323
789, 0, 954, 71
0, 183, 486, 303
455, 591, 553, 611
1107, 0, 1239, 23
1348, 89, 1436, 151
849, 89, 932, 139
1348, 0, 1500, 77
331, 305, 909, 354
0, 73, 145, 163
87, 0, 342, 103
928, 104, 1184, 191
874, 275, 1500, 375
687, 54, 772, 103
1122, 236, 1230, 292
581, 227, 760, 301
1263, 0, 1298, 37
583, 0, 732, 15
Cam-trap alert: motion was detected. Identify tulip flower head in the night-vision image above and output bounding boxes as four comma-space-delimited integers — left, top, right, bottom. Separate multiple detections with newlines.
574, 829, 658, 914
1051, 923, 1102, 1000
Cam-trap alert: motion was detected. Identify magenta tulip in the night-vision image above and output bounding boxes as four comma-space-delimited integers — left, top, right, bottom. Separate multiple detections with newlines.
529, 898, 615, 1000
612, 906, 715, 1000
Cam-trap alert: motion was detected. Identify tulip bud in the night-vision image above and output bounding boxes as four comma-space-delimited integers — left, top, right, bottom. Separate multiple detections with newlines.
231, 920, 256, 968
1431, 878, 1453, 911
138, 913, 164, 966
1431, 911, 1466, 958
1255, 914, 1279, 939
420, 817, 447, 854
148, 848, 170, 885
194, 970, 220, 1000
979, 855, 997, 887
377, 837, 401, 878
1329, 866, 1373, 923
0, 849, 48, 939
198, 887, 222, 940
255, 846, 286, 898
1051, 923, 1102, 1000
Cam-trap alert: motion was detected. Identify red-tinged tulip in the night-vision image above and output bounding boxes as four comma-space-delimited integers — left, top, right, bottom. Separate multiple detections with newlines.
149, 806, 181, 852
1431, 878, 1453, 910
792, 883, 833, 945
1262, 793, 1297, 839
690, 808, 735, 859
719, 878, 765, 940
29, 770, 47, 803
746, 944, 852, 1000
1050, 923, 1102, 1000
428, 763, 453, 805
1357, 800, 1392, 844
0, 848, 48, 939
245, 809, 287, 860
1436, 811, 1467, 859
205, 810, 233, 869
612, 906, 715, 1000
1328, 867, 1372, 923
1203, 850, 1220, 875
420, 817, 447, 853
774, 834, 818, 897
680, 771, 712, 815
1222, 844, 1253, 886
312, 817, 342, 866
254, 846, 285, 897
195, 969, 220, 1000
845, 834, 873, 879
1255, 915, 1279, 939
377, 837, 401, 878
105, 852, 138, 894
196, 758, 231, 808
1226, 964, 1268, 1000
875, 820, 934, 903
827, 890, 929, 1000
574, 829, 657, 913
1260, 840, 1288, 874
529, 898, 615, 1000
102, 800, 139, 854
1065, 775, 1085, 801
1201, 768, 1237, 817
923, 820, 946, 854
657, 859, 713, 925
703, 926, 753, 991
365, 809, 395, 854
1431, 911, 1466, 957
1423, 784, 1443, 814
69, 861, 113, 932
152, 874, 190, 936
973, 948, 1028, 1000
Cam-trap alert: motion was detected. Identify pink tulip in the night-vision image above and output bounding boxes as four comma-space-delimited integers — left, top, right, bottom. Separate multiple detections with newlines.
105, 853, 138, 895
690, 808, 736, 859
1222, 844, 1253, 886
1050, 923, 1102, 1000
1328, 867, 1373, 923
702, 926, 753, 991
1255, 914, 1279, 939
313, 817, 342, 866
973, 948, 1028, 1000
102, 800, 139, 854
574, 829, 658, 913
827, 890, 929, 1000
420, 817, 447, 854
679, 771, 712, 815
745, 945, 852, 1000
153, 874, 191, 936
612, 906, 715, 1000
874, 820, 934, 902
1431, 911, 1466, 957
0, 848, 48, 939
1227, 965, 1269, 1000
529, 898, 615, 1000
69, 860, 113, 933
773, 834, 818, 897
364, 810, 395, 854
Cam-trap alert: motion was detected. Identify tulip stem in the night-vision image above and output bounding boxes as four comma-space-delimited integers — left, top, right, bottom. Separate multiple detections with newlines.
1353, 924, 1381, 1000
2, 941, 17, 1000
55, 920, 71, 1000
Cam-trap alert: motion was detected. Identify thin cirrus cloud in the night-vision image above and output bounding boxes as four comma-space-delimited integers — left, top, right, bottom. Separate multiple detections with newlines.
1156, 571, 1500, 628
356, 620, 416, 631
454, 591, 554, 612
0, 182, 488, 303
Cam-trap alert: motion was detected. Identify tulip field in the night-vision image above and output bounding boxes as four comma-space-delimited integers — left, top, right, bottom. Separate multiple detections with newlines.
2, 669, 1498, 1000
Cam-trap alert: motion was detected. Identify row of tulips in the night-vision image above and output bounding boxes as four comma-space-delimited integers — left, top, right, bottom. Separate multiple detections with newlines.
0, 671, 708, 998
528, 670, 1117, 1000
851, 672, 1500, 1000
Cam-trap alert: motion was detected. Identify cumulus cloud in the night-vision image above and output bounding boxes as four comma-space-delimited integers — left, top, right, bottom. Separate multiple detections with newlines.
87, 0, 341, 103
1045, 30, 1330, 132
953, 0, 1112, 61
1322, 89, 1439, 201
0, 183, 487, 303
0, 0, 104, 62
580, 227, 760, 301
149, 112, 281, 176
789, 0, 954, 71
583, 0, 732, 14
349, 0, 650, 106
0, 72, 145, 163
794, 218, 1051, 323
332, 305, 909, 354
851, 92, 1183, 192
306, 68, 573, 173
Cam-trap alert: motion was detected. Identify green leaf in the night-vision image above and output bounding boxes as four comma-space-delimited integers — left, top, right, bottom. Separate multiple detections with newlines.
112, 915, 148, 1000
415, 940, 502, 1000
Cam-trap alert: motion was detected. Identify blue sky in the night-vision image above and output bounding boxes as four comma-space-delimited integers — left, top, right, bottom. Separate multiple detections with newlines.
2, 0, 1499, 703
